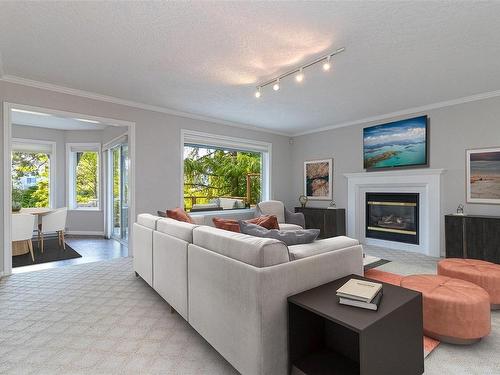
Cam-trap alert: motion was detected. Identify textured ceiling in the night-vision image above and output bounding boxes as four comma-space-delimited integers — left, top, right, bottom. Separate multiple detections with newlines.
1, 1, 500, 135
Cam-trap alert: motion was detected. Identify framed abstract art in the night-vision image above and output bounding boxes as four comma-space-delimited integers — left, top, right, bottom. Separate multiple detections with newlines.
304, 159, 333, 200
466, 147, 500, 204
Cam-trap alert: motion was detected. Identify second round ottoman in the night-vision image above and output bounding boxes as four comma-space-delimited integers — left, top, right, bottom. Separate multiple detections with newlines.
438, 258, 500, 309
400, 274, 491, 344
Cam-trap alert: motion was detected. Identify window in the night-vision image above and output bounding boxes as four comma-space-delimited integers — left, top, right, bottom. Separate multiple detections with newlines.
67, 143, 101, 210
182, 130, 271, 212
11, 139, 55, 208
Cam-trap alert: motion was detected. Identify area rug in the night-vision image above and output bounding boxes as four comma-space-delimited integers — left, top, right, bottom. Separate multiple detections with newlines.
364, 268, 440, 358
363, 255, 391, 270
12, 239, 82, 268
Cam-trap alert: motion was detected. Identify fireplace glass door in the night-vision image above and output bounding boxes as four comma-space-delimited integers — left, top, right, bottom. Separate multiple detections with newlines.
366, 192, 419, 244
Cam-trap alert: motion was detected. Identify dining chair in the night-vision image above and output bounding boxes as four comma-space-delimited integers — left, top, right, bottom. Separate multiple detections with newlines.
12, 214, 36, 262
38, 207, 68, 253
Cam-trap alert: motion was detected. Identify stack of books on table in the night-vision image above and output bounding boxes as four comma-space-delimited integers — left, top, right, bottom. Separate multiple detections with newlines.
336, 278, 383, 311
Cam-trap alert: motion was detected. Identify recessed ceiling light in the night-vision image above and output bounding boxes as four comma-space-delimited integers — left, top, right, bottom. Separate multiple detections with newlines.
12, 108, 51, 116
74, 118, 100, 124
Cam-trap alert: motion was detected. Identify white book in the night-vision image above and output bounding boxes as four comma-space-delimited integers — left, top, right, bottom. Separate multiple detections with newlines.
336, 278, 382, 303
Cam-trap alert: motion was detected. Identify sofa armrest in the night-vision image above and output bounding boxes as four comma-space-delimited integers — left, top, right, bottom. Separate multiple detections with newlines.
285, 208, 305, 228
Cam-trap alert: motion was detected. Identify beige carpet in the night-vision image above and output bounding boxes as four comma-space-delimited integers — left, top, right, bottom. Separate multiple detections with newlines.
1, 254, 499, 374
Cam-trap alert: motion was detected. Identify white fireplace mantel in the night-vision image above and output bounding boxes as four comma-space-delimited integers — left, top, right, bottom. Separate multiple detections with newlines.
344, 169, 446, 257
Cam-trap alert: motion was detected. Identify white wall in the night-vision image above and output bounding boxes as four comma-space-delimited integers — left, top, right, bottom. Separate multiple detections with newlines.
0, 80, 293, 273
289, 96, 500, 229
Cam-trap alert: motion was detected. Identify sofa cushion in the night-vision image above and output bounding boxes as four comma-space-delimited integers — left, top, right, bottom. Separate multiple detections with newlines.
278, 223, 304, 231
192, 226, 290, 267
288, 236, 359, 260
239, 221, 320, 247
137, 213, 160, 229
156, 218, 198, 243
166, 207, 194, 224
212, 215, 280, 233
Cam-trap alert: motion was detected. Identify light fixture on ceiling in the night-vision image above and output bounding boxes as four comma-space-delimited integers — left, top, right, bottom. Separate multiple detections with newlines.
322, 55, 331, 71
273, 78, 280, 91
295, 67, 304, 83
74, 118, 100, 124
12, 108, 51, 116
254, 47, 344, 98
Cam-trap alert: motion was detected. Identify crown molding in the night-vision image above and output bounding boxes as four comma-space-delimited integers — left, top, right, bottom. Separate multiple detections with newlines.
0, 74, 291, 137
292, 89, 500, 137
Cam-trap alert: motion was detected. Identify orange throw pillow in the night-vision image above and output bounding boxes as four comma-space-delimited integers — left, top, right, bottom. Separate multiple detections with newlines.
247, 215, 279, 230
166, 208, 194, 224
212, 215, 279, 233
212, 217, 240, 232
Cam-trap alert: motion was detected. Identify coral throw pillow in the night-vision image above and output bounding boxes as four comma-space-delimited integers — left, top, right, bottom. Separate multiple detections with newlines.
212, 218, 241, 232
166, 208, 194, 224
247, 215, 279, 230
212, 215, 280, 233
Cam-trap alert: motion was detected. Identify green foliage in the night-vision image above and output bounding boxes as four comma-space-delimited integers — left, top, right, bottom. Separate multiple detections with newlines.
75, 152, 99, 207
11, 152, 50, 208
183, 146, 261, 210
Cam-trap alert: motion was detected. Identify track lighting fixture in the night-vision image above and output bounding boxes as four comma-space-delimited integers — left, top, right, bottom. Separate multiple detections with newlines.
295, 67, 304, 82
254, 47, 344, 98
273, 79, 280, 91
322, 55, 331, 71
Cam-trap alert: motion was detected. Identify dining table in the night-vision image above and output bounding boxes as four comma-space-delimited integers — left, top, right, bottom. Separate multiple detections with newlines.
12, 207, 54, 256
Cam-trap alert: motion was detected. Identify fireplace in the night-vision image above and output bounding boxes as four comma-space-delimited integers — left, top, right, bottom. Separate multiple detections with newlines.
366, 192, 419, 245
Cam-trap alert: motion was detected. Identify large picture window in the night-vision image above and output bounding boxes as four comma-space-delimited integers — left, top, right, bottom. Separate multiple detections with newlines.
11, 140, 55, 208
67, 143, 101, 210
182, 131, 271, 212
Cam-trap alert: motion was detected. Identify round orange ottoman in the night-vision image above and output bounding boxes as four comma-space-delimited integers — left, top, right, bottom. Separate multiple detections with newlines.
400, 275, 490, 344
438, 258, 500, 309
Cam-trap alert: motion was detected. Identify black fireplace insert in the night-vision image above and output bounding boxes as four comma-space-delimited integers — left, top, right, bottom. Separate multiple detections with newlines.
366, 192, 419, 245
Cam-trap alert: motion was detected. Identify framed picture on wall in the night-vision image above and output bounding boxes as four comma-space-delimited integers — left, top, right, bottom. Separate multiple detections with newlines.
466, 147, 500, 204
304, 159, 333, 200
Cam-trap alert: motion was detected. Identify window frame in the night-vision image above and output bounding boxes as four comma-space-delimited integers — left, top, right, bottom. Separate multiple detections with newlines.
66, 142, 102, 211
180, 130, 272, 212
11, 138, 57, 209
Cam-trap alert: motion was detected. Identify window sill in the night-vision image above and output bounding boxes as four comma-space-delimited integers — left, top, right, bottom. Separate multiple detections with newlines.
69, 208, 102, 213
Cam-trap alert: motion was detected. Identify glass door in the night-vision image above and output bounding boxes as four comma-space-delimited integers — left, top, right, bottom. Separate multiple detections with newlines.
110, 143, 129, 243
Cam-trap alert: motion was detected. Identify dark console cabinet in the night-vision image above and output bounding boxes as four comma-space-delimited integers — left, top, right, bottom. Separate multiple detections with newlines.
445, 214, 500, 264
295, 207, 346, 239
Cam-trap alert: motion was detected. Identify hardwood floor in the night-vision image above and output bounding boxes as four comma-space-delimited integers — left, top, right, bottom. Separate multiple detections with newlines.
12, 236, 128, 274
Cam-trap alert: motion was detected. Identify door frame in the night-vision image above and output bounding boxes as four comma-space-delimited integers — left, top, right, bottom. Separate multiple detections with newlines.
3, 102, 136, 276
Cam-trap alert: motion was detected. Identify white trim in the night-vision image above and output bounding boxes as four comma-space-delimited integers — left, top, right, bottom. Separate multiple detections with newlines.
180, 129, 272, 208
1, 75, 290, 137
66, 142, 102, 211
2, 102, 137, 276
12, 138, 57, 209
344, 168, 446, 257
293, 89, 500, 136
65, 230, 105, 236
102, 132, 128, 150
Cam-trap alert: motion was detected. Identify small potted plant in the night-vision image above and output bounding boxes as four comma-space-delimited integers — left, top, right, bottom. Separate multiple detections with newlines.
12, 187, 22, 212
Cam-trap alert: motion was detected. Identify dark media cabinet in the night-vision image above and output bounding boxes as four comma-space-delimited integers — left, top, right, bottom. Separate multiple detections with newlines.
445, 214, 500, 264
295, 207, 346, 239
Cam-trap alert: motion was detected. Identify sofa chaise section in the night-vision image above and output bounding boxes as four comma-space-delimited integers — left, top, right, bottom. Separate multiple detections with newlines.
188, 226, 364, 375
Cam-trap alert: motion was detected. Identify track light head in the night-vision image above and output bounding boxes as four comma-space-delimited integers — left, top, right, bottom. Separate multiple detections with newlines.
255, 87, 261, 98
322, 55, 331, 71
295, 68, 304, 82
273, 79, 280, 91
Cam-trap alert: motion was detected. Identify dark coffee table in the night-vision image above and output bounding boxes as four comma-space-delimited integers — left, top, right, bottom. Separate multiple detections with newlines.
288, 274, 423, 375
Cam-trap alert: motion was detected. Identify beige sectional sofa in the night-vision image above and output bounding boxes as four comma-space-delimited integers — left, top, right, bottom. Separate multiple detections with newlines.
133, 213, 363, 375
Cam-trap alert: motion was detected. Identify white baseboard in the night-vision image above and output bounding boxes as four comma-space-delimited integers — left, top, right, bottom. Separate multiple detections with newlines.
65, 231, 105, 236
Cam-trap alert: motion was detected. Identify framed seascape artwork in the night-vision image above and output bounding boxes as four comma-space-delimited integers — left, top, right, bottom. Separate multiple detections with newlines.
304, 159, 333, 200
466, 147, 500, 204
363, 115, 429, 170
